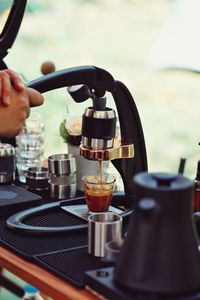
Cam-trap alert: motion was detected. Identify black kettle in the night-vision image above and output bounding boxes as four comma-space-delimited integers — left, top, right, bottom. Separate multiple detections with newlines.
114, 172, 200, 295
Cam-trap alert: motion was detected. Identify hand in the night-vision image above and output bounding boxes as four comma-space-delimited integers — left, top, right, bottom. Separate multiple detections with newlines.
0, 69, 25, 106
26, 87, 44, 107
0, 87, 44, 137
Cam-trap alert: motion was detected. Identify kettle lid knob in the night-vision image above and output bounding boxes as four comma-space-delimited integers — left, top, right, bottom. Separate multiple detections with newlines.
134, 172, 193, 191
152, 173, 177, 187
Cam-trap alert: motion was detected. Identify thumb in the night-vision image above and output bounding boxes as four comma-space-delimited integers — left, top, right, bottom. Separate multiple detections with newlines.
26, 87, 44, 107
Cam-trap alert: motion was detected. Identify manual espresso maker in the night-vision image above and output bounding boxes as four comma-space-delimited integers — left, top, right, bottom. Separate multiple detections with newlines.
0, 1, 147, 204
27, 65, 148, 208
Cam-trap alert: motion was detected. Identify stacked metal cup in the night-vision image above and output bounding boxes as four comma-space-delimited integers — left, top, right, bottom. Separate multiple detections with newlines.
0, 143, 15, 184
48, 153, 77, 199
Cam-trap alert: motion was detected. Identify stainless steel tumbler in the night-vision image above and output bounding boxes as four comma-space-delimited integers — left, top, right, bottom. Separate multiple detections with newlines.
48, 153, 76, 176
49, 176, 77, 199
25, 167, 49, 191
104, 239, 123, 262
88, 212, 122, 257
48, 153, 77, 199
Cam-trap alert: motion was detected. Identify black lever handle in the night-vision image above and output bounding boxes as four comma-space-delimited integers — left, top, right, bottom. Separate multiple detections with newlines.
27, 65, 116, 97
0, 0, 27, 62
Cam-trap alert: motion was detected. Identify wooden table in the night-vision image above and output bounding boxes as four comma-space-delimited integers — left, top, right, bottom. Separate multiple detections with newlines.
0, 246, 102, 300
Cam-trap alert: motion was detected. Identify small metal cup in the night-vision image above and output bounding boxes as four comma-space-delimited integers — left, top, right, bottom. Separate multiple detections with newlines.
48, 153, 77, 199
88, 212, 122, 257
104, 239, 123, 263
25, 167, 49, 191
48, 153, 76, 176
49, 177, 77, 199
0, 143, 15, 184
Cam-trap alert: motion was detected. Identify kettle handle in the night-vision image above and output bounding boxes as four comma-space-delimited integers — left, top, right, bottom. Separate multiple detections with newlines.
134, 198, 159, 280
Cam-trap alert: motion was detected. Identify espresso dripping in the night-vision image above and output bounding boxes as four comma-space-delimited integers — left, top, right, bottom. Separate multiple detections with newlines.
99, 160, 103, 182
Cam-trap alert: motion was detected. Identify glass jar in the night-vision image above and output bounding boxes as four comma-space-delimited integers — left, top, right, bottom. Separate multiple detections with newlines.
16, 112, 45, 183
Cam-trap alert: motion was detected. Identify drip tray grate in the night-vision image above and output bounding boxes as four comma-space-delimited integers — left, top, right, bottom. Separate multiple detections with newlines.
61, 204, 123, 221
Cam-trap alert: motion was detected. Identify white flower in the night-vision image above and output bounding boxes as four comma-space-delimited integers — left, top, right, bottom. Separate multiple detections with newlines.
65, 116, 82, 136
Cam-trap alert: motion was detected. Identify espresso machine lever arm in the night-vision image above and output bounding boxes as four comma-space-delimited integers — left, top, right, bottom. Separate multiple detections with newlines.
27, 65, 116, 95
0, 0, 27, 69
111, 80, 148, 207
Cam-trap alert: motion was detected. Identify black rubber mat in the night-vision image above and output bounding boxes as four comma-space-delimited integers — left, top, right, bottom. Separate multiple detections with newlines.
0, 207, 87, 259
0, 185, 41, 216
34, 246, 113, 288
0, 193, 127, 288
23, 206, 85, 227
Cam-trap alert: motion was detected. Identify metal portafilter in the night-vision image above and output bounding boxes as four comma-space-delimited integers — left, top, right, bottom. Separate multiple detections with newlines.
48, 154, 77, 199
0, 143, 15, 184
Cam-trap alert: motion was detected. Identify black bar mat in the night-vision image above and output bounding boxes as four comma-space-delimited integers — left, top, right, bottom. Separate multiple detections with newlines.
0, 207, 87, 260
0, 185, 42, 216
85, 267, 134, 300
34, 246, 113, 288
85, 268, 200, 300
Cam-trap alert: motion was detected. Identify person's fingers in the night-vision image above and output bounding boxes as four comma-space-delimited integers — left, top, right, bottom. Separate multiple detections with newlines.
0, 69, 24, 106
0, 72, 10, 106
26, 87, 44, 107
1, 72, 12, 106
26, 105, 31, 119
5, 69, 25, 92
0, 88, 29, 137
0, 77, 2, 103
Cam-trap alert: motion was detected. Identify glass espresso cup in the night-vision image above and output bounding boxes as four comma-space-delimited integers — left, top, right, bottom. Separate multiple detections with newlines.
83, 175, 116, 213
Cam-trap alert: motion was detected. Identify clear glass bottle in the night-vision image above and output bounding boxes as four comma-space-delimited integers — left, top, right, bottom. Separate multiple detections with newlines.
16, 112, 45, 183
193, 161, 200, 212
21, 284, 44, 300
